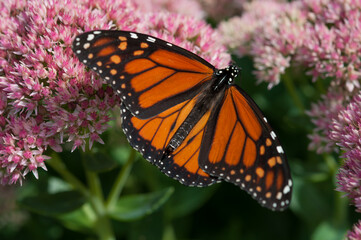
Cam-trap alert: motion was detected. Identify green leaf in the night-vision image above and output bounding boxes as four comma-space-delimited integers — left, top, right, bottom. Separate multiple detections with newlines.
18, 190, 86, 216
109, 187, 174, 221
111, 145, 132, 165
290, 175, 332, 227
166, 184, 217, 218
57, 203, 95, 233
84, 151, 117, 173
312, 221, 347, 240
127, 211, 164, 240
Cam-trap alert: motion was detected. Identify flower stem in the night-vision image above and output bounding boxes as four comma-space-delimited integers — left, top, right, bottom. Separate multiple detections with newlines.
282, 72, 305, 113
106, 148, 137, 210
48, 152, 89, 197
327, 154, 348, 229
82, 152, 115, 240
48, 152, 115, 239
333, 190, 348, 228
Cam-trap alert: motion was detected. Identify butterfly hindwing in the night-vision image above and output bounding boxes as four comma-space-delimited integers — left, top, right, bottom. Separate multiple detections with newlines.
199, 86, 292, 210
73, 30, 215, 119
121, 95, 218, 186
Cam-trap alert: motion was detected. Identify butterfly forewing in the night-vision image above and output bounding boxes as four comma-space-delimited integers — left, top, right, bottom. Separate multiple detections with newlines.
199, 86, 292, 211
72, 30, 214, 119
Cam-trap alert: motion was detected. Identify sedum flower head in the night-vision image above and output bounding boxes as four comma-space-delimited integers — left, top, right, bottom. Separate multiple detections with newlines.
0, 0, 231, 185
347, 219, 361, 240
219, 0, 361, 89
133, 0, 205, 19
219, 0, 306, 87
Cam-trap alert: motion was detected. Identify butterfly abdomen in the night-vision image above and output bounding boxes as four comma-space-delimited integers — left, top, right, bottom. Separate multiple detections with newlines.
165, 75, 227, 153
166, 99, 212, 151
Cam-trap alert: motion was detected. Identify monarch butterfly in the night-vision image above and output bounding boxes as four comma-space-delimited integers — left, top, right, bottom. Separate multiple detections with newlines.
72, 30, 292, 211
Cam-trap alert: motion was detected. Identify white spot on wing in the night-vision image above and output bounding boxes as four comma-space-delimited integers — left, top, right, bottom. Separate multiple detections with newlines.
277, 146, 284, 153
276, 192, 282, 200
270, 131, 276, 140
146, 36, 156, 42
93, 30, 102, 34
283, 185, 290, 194
130, 32, 138, 39
87, 34, 95, 41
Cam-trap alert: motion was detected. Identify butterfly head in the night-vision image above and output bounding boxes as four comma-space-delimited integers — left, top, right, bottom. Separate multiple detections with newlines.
227, 65, 240, 83
214, 65, 240, 91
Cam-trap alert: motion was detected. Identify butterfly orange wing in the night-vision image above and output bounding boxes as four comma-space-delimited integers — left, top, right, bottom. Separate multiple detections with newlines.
199, 86, 292, 210
73, 30, 214, 119
121, 95, 218, 186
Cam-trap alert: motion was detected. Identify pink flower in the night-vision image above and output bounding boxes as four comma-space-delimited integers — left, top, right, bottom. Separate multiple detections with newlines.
347, 220, 361, 240
337, 149, 361, 212
219, 0, 361, 89
330, 93, 361, 153
219, 0, 292, 56
307, 89, 346, 153
219, 0, 307, 87
0, 0, 127, 185
133, 0, 205, 19
0, 0, 231, 185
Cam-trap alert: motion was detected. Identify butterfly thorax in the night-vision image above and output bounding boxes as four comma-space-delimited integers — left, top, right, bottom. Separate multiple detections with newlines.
212, 65, 239, 92
165, 65, 240, 155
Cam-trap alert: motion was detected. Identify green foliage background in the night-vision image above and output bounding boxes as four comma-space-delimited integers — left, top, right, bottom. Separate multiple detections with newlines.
0, 56, 356, 240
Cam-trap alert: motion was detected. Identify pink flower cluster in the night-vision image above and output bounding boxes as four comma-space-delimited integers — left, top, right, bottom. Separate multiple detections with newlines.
0, 0, 122, 184
332, 94, 361, 219
219, 0, 305, 87
219, 0, 361, 89
133, 0, 205, 19
0, 0, 230, 185
348, 220, 361, 240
